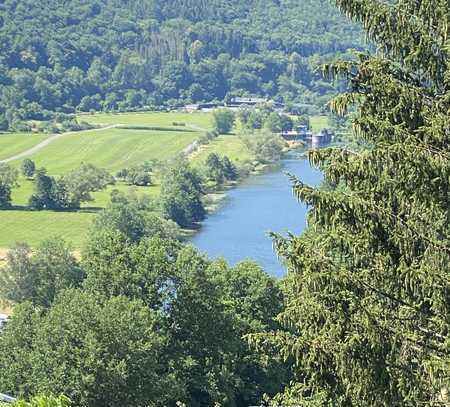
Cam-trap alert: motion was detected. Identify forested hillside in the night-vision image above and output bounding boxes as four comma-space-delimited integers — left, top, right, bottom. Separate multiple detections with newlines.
0, 0, 363, 130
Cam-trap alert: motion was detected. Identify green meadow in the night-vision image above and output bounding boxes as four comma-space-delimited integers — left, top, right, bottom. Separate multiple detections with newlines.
2, 179, 161, 249
0, 133, 49, 160
310, 115, 330, 132
79, 111, 213, 130
0, 210, 96, 249
193, 135, 254, 166
0, 112, 329, 250
0, 111, 214, 250
25, 127, 201, 174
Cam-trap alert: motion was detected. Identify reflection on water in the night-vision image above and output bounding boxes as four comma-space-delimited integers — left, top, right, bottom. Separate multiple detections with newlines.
189, 156, 322, 277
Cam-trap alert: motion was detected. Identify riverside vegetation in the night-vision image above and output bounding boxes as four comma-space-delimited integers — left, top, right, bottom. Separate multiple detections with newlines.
1, 0, 450, 406
0, 107, 306, 248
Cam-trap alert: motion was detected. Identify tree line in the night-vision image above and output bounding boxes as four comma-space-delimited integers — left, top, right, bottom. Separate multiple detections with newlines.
0, 149, 253, 229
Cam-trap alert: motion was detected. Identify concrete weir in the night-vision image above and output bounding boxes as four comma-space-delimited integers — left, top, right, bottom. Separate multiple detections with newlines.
281, 126, 334, 147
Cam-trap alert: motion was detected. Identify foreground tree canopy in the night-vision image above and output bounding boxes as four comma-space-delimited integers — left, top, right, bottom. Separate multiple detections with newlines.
250, 0, 450, 405
0, 204, 286, 407
0, 395, 71, 407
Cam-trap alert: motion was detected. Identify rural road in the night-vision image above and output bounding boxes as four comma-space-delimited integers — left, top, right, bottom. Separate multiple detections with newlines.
0, 124, 120, 164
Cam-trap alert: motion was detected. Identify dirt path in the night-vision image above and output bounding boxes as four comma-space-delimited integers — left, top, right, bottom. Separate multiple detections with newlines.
182, 124, 209, 159
0, 124, 121, 164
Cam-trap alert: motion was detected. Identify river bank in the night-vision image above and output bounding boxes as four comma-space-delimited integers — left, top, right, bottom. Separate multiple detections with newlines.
186, 147, 323, 276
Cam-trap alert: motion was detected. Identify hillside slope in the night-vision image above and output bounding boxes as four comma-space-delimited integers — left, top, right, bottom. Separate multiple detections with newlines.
0, 0, 363, 130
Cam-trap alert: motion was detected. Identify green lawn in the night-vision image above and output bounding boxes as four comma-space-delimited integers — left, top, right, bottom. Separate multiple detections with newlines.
79, 111, 213, 130
0, 210, 96, 249
3, 179, 160, 249
310, 116, 330, 132
193, 135, 255, 166
23, 127, 200, 174
0, 133, 49, 160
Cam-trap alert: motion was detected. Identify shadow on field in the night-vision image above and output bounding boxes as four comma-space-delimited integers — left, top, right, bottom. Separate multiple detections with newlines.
118, 126, 195, 133
7, 205, 103, 214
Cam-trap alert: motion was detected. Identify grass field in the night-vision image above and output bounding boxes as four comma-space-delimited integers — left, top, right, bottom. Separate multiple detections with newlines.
11, 178, 160, 207
1, 111, 212, 250
193, 135, 255, 166
23, 128, 200, 174
79, 111, 213, 130
3, 183, 160, 248
0, 133, 49, 160
0, 210, 96, 248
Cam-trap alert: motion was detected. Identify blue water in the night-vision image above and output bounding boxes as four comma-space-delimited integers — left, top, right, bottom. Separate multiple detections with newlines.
190, 156, 322, 277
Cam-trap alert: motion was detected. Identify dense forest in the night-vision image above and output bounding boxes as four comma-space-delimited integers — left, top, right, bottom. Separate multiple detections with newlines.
0, 0, 363, 130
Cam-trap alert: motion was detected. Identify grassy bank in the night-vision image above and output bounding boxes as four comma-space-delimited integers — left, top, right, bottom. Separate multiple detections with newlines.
192, 134, 254, 165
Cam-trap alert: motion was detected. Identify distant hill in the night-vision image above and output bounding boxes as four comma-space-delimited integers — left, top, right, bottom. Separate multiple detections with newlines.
0, 0, 364, 130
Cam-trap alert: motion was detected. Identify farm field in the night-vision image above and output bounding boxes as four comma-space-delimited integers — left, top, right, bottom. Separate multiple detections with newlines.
0, 111, 214, 250
310, 115, 330, 132
0, 133, 49, 160
79, 111, 213, 130
193, 135, 254, 166
20, 127, 201, 174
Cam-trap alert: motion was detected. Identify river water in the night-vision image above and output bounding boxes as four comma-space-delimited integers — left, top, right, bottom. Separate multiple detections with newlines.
189, 154, 322, 277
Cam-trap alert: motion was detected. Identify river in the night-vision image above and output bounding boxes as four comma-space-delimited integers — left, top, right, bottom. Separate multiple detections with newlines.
189, 154, 323, 277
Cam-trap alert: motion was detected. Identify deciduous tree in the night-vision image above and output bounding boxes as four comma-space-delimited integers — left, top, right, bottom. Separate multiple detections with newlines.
21, 159, 35, 178
0, 163, 18, 208
213, 109, 236, 134
0, 239, 84, 308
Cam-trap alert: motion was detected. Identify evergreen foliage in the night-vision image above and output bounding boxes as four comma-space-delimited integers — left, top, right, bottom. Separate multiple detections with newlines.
250, 0, 450, 405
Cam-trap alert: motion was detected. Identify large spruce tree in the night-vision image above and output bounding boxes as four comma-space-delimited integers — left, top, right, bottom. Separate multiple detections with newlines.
251, 0, 450, 405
